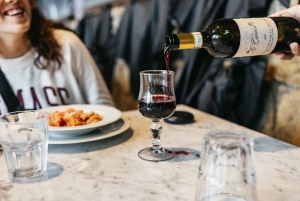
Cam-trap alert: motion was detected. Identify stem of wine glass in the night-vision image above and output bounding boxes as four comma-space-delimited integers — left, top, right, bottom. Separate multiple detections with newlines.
150, 118, 163, 153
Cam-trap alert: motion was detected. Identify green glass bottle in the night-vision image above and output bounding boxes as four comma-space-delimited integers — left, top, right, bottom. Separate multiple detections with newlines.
165, 17, 300, 58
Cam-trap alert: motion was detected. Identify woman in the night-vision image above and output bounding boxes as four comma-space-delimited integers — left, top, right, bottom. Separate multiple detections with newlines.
270, 4, 300, 60
0, 0, 114, 114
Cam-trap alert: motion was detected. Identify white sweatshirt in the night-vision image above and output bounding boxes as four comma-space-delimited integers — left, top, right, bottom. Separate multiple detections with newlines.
0, 29, 114, 115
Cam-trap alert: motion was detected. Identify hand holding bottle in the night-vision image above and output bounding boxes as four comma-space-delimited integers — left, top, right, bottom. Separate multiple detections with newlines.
269, 5, 300, 60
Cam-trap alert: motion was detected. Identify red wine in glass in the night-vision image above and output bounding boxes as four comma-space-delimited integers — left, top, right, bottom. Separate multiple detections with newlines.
138, 95, 176, 119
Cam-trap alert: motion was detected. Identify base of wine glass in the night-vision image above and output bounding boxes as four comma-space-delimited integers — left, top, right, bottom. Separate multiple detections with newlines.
138, 147, 175, 162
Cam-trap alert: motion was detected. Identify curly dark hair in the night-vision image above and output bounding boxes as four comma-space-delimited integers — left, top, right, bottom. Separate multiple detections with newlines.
27, 0, 68, 69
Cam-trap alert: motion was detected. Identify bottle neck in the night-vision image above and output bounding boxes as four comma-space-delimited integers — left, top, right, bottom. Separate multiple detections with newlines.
165, 32, 208, 50
165, 34, 180, 50
201, 31, 210, 48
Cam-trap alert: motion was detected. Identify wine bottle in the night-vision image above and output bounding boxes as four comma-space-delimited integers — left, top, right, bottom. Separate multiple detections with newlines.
165, 17, 300, 58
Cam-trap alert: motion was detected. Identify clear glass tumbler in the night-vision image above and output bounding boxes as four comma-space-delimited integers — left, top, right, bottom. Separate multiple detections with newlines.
0, 110, 49, 179
195, 131, 257, 201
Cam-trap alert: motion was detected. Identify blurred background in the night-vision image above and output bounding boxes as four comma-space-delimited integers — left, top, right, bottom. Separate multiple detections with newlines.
36, 0, 300, 147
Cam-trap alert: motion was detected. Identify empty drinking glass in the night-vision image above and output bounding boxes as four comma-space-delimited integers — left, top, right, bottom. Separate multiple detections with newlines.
195, 131, 257, 201
0, 110, 49, 179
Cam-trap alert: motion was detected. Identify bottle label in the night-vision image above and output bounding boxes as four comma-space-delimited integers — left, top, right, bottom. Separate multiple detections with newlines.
191, 32, 203, 48
233, 18, 278, 57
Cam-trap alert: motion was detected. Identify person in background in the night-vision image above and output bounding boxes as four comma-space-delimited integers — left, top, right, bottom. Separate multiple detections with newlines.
270, 4, 300, 60
0, 0, 114, 114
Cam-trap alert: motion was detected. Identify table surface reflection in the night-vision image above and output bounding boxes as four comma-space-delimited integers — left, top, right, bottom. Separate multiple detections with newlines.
0, 105, 300, 201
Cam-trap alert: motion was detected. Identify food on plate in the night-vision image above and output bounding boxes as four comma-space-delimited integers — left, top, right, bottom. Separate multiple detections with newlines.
49, 108, 103, 127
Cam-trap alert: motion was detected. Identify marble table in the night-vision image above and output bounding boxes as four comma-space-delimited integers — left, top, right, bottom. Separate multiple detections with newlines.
0, 104, 300, 201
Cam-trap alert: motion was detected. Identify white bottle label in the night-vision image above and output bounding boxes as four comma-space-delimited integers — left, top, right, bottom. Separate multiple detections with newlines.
191, 32, 203, 48
233, 18, 278, 57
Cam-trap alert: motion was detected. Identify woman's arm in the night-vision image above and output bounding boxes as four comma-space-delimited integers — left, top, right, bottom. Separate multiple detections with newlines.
62, 30, 115, 106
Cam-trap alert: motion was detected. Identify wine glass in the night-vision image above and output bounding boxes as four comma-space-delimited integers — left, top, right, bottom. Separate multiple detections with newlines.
137, 70, 176, 162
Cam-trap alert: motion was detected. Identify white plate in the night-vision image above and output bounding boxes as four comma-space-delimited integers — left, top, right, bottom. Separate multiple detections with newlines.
48, 117, 130, 144
43, 104, 122, 135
